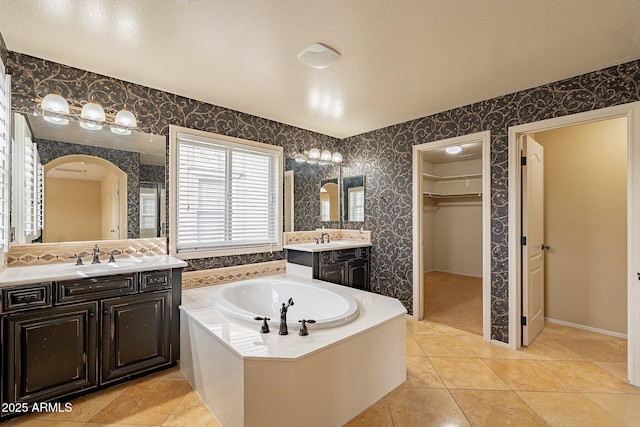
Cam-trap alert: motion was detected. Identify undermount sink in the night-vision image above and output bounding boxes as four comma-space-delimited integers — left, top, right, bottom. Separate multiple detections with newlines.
47, 259, 144, 274
283, 240, 372, 252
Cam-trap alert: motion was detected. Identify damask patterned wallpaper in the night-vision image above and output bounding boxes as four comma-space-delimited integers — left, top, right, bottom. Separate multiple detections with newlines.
8, 50, 640, 343
8, 52, 338, 272
342, 60, 640, 342
140, 164, 165, 184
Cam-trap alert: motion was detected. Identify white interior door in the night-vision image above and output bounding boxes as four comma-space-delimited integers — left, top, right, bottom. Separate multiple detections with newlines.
522, 135, 546, 345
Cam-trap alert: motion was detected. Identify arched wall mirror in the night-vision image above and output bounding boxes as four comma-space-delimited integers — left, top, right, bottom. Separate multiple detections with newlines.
320, 179, 339, 221
10, 111, 167, 244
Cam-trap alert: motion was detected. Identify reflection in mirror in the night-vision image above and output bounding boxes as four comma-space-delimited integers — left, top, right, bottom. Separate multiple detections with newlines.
44, 154, 127, 242
140, 181, 166, 238
320, 179, 339, 221
10, 112, 166, 244
342, 175, 365, 222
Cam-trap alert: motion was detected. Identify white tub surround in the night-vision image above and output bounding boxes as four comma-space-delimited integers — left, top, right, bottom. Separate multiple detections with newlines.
180, 274, 406, 427
0, 255, 187, 287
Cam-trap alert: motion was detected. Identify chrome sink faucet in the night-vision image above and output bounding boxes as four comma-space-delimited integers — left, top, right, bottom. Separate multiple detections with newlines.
92, 244, 101, 264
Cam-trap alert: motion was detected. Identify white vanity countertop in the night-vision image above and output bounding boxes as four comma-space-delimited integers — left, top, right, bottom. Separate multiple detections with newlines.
283, 240, 372, 252
0, 255, 188, 287
180, 273, 407, 360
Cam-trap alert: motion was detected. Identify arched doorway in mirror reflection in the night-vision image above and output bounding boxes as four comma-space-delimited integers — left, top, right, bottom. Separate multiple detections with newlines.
43, 155, 127, 242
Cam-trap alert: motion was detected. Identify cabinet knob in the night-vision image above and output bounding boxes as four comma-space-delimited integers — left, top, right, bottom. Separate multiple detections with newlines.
103, 309, 109, 315
88, 312, 95, 318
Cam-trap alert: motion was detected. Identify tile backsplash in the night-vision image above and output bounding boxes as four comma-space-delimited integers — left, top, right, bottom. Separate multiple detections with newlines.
7, 238, 167, 267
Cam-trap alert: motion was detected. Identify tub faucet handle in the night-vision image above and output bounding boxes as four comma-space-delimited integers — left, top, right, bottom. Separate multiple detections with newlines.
254, 316, 271, 333
68, 254, 84, 265
298, 319, 316, 336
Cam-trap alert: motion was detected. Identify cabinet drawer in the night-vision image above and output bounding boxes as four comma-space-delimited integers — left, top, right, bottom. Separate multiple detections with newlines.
56, 274, 137, 304
2, 283, 52, 313
140, 270, 171, 292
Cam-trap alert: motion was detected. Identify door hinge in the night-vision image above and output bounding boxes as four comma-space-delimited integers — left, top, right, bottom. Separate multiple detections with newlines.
521, 236, 527, 246
521, 156, 527, 166
521, 316, 527, 326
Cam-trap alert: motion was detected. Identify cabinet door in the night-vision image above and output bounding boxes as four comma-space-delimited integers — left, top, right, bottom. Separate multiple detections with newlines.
318, 262, 345, 285
4, 302, 98, 403
101, 291, 171, 384
346, 258, 370, 291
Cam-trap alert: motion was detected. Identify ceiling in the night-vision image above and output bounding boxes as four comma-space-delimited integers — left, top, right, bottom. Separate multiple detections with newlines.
1, 0, 639, 139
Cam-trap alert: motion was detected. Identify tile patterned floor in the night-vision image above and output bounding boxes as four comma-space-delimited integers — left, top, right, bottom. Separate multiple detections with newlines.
2, 319, 637, 426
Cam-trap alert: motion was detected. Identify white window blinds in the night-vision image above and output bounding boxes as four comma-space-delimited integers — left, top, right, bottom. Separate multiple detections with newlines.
170, 128, 283, 258
0, 61, 8, 249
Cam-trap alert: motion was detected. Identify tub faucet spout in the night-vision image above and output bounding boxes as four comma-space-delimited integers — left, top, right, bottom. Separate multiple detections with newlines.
278, 298, 294, 335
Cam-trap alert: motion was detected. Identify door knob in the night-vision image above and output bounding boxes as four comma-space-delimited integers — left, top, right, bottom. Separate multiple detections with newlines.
541, 244, 550, 251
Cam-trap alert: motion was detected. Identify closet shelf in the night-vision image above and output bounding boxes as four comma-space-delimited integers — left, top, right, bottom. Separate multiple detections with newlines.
422, 172, 482, 182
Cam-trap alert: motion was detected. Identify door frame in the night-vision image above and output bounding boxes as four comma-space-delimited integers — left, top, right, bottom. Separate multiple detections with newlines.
507, 102, 640, 385
412, 131, 492, 341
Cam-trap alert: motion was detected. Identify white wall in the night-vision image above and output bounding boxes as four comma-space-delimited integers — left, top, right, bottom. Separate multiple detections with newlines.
535, 117, 627, 334
433, 198, 482, 277
422, 159, 483, 277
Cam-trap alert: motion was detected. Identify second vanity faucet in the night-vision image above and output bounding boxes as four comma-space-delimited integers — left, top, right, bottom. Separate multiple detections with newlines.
92, 244, 101, 264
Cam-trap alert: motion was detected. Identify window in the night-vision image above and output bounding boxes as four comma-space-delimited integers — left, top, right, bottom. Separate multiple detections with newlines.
169, 126, 283, 258
348, 186, 365, 222
0, 60, 8, 251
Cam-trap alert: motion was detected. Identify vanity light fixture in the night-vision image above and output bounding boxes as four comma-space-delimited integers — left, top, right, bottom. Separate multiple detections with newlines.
41, 93, 70, 125
445, 145, 462, 154
298, 43, 341, 69
38, 94, 138, 135
80, 102, 106, 131
294, 147, 343, 165
111, 106, 137, 136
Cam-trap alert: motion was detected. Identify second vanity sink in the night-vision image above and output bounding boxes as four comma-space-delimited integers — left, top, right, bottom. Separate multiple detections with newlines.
283, 240, 372, 253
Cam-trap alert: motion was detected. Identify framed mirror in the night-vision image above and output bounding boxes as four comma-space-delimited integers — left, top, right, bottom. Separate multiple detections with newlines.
10, 112, 166, 244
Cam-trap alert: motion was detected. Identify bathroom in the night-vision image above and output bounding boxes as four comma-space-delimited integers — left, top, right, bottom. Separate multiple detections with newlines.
1, 1, 640, 425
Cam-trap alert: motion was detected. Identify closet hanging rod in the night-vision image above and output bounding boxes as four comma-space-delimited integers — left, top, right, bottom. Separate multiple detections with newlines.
423, 192, 482, 198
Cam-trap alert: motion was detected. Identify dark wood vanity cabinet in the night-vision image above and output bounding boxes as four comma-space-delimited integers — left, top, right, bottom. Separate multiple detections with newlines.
101, 290, 171, 384
313, 247, 370, 291
4, 301, 98, 403
0, 268, 181, 416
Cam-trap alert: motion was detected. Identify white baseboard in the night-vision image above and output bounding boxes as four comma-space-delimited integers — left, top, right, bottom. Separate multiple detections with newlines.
545, 317, 627, 339
430, 269, 482, 279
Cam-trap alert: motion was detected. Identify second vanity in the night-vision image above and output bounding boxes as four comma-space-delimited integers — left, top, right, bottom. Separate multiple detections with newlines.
0, 254, 187, 419
284, 240, 372, 291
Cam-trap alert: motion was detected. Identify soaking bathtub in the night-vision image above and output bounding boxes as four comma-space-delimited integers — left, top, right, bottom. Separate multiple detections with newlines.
179, 273, 406, 427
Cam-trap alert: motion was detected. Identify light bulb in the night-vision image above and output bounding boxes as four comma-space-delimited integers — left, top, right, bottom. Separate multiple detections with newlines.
308, 148, 321, 159
320, 150, 332, 161
42, 94, 69, 125
331, 152, 343, 163
445, 145, 462, 155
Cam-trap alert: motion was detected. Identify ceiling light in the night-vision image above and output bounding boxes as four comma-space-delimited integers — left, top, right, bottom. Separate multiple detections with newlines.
445, 145, 462, 155
80, 102, 106, 131
298, 43, 341, 69
41, 93, 69, 125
